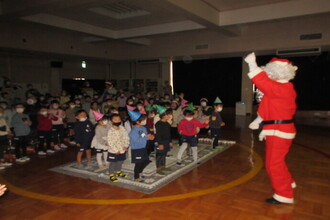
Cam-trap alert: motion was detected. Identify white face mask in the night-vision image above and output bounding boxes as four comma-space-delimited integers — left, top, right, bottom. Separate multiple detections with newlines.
40, 111, 47, 115
137, 106, 143, 110
52, 104, 59, 109
128, 101, 133, 105
0, 104, 7, 109
217, 107, 223, 112
79, 117, 87, 122
201, 102, 207, 107
70, 105, 76, 109
185, 117, 193, 121
140, 120, 147, 125
16, 108, 24, 113
102, 120, 108, 125
150, 114, 155, 118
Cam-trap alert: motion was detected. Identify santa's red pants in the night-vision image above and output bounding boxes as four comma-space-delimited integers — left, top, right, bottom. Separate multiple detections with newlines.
265, 136, 294, 203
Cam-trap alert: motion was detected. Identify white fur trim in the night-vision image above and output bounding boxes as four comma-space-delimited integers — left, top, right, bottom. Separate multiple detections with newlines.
271, 61, 289, 66
259, 130, 296, 139
273, 194, 294, 203
248, 67, 263, 79
291, 182, 297, 189
276, 79, 289, 83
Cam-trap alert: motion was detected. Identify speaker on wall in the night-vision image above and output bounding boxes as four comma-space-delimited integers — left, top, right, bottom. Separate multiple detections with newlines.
50, 61, 63, 68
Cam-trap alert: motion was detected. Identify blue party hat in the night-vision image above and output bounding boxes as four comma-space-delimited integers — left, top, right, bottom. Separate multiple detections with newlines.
128, 109, 142, 121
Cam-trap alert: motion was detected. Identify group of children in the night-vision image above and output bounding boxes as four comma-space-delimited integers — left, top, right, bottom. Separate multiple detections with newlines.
0, 90, 226, 184
71, 95, 225, 183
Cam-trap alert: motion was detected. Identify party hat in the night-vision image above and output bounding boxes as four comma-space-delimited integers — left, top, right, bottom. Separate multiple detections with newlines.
156, 105, 167, 115
126, 105, 136, 111
186, 103, 195, 111
146, 105, 154, 112
181, 98, 188, 108
92, 111, 104, 121
214, 97, 222, 104
144, 99, 149, 106
139, 107, 146, 114
128, 110, 142, 121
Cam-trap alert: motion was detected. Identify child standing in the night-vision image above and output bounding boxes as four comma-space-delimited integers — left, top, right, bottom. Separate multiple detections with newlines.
36, 107, 56, 155
209, 97, 225, 150
11, 104, 32, 162
154, 105, 173, 175
128, 110, 154, 182
65, 101, 77, 145
74, 110, 94, 169
91, 111, 110, 169
107, 114, 129, 182
145, 106, 156, 155
0, 107, 12, 169
177, 106, 209, 165
48, 100, 67, 150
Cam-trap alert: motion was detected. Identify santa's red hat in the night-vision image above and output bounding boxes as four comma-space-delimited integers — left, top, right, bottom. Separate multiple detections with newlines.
269, 58, 292, 66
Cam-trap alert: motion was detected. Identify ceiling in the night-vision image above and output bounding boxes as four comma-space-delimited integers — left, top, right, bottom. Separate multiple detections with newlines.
0, 0, 329, 47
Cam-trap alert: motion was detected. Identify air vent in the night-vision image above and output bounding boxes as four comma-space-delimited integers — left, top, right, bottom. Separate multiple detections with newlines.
136, 59, 161, 64
276, 47, 321, 56
300, 33, 322, 40
195, 44, 209, 50
90, 1, 150, 20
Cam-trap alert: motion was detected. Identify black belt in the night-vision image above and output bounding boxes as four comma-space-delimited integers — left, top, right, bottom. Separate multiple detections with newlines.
262, 120, 294, 125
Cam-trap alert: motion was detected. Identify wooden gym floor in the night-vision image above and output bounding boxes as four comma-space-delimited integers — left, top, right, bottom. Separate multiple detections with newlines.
0, 114, 329, 220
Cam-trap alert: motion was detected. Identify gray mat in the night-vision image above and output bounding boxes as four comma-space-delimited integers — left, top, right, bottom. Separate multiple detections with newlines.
50, 139, 235, 194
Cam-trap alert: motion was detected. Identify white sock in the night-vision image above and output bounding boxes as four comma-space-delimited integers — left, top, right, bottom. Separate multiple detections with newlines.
192, 147, 198, 162
96, 153, 103, 166
177, 143, 188, 162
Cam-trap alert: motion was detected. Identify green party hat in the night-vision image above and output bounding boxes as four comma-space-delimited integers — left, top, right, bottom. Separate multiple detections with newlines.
214, 97, 222, 104
156, 105, 166, 115
146, 104, 154, 112
186, 103, 195, 111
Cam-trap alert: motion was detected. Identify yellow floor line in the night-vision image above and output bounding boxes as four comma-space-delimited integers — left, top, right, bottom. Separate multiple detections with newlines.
0, 143, 263, 205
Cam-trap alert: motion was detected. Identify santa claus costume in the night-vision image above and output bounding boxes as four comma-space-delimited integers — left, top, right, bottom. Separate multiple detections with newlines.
245, 52, 298, 205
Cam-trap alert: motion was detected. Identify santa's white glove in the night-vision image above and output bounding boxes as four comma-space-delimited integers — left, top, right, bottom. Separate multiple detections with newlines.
244, 52, 258, 72
249, 115, 263, 130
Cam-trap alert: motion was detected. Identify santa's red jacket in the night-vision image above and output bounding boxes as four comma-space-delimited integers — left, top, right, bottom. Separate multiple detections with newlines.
248, 67, 297, 139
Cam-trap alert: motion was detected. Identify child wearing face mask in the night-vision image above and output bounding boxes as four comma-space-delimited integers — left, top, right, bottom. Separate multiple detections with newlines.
48, 100, 67, 150
74, 110, 95, 169
176, 106, 209, 165
209, 97, 225, 150
11, 104, 32, 162
107, 114, 129, 182
145, 107, 156, 155
128, 110, 154, 182
36, 107, 57, 156
91, 111, 110, 169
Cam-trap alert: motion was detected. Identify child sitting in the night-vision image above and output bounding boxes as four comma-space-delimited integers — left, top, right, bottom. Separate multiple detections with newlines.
209, 97, 225, 150
11, 104, 32, 163
91, 111, 110, 169
107, 114, 129, 182
177, 105, 209, 165
74, 110, 94, 169
36, 107, 56, 156
128, 110, 154, 182
154, 105, 173, 175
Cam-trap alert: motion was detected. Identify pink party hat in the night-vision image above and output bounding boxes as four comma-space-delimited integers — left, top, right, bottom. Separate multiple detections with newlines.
144, 99, 149, 106
126, 105, 136, 111
92, 110, 104, 121
181, 99, 188, 108
139, 107, 146, 114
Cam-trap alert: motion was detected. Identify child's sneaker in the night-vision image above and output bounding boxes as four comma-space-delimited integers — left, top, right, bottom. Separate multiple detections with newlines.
76, 164, 85, 170
16, 158, 26, 163
54, 145, 61, 151
38, 151, 47, 156
46, 149, 55, 154
176, 161, 182, 165
60, 144, 68, 149
0, 162, 12, 167
134, 178, 144, 183
109, 174, 119, 182
21, 156, 30, 161
0, 166, 5, 170
116, 171, 128, 178
69, 141, 76, 145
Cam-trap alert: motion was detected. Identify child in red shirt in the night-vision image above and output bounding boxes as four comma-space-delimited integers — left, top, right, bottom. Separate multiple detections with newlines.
37, 107, 57, 155
177, 108, 209, 165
